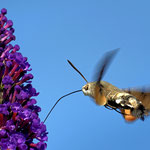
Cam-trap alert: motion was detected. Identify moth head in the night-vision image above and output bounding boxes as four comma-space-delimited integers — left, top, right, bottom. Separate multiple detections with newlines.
82, 82, 97, 98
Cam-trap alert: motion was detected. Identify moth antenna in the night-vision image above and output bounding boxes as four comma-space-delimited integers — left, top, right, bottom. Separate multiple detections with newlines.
67, 60, 88, 83
43, 89, 82, 123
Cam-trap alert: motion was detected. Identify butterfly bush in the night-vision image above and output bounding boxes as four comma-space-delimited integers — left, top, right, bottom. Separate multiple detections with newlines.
0, 8, 48, 150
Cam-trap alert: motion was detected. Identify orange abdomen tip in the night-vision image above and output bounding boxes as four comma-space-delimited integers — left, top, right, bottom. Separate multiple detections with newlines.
121, 109, 137, 122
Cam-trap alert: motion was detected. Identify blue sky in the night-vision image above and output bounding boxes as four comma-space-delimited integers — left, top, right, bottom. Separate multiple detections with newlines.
1, 0, 150, 149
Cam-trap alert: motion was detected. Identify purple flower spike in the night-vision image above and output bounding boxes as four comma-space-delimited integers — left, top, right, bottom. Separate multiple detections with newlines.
0, 8, 48, 150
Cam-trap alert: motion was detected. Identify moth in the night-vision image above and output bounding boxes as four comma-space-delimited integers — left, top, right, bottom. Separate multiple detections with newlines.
44, 49, 150, 123
67, 49, 150, 122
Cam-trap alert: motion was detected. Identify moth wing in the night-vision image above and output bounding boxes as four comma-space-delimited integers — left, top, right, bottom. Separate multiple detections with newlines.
94, 86, 107, 105
121, 88, 150, 122
93, 48, 119, 83
123, 88, 150, 111
93, 49, 119, 106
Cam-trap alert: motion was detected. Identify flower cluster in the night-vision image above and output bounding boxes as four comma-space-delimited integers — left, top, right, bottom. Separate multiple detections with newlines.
0, 8, 48, 149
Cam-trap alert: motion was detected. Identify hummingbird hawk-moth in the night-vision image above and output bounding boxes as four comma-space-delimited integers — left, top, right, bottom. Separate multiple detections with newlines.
44, 49, 150, 123
67, 49, 150, 122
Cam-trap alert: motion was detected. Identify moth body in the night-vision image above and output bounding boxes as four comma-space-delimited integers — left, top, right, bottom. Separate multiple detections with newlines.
82, 81, 145, 120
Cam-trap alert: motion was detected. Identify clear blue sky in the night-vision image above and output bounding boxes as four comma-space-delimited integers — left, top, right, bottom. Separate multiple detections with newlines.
1, 0, 150, 150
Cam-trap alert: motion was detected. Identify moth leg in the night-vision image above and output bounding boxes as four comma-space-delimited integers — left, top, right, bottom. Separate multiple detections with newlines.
104, 105, 113, 110
105, 103, 126, 115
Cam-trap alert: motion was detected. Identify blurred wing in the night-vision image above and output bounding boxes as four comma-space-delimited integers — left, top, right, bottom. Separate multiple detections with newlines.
93, 49, 119, 106
93, 48, 119, 83
123, 88, 150, 111
94, 86, 107, 105
92, 49, 119, 106
121, 88, 150, 122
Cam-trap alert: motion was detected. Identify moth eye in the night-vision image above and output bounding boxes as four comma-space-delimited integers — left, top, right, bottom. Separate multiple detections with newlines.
84, 85, 89, 91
